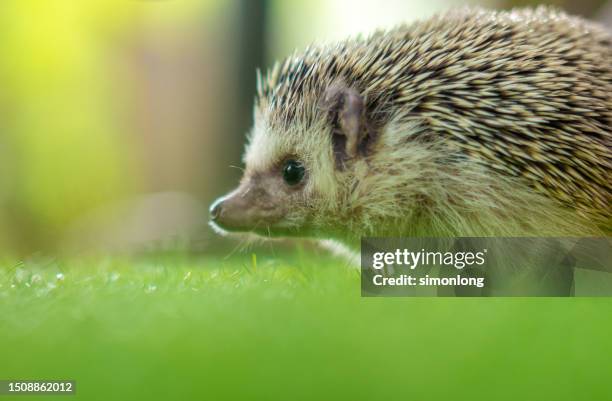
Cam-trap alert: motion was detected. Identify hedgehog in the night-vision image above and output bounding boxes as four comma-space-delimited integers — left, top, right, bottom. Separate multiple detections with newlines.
209, 7, 611, 255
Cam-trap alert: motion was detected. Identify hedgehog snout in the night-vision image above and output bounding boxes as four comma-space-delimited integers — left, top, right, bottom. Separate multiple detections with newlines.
209, 189, 251, 232
208, 197, 223, 221
209, 179, 288, 233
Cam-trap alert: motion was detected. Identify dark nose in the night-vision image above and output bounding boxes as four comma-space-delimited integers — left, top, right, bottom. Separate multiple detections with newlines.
209, 198, 223, 221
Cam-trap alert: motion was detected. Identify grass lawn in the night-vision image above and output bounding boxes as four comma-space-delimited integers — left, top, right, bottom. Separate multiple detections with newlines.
1, 246, 611, 401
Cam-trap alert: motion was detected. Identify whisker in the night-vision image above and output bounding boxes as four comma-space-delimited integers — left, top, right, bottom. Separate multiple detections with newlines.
229, 165, 245, 173
223, 239, 246, 260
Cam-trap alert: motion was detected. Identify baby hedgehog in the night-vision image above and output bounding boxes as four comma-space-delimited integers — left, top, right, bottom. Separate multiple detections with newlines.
210, 7, 611, 252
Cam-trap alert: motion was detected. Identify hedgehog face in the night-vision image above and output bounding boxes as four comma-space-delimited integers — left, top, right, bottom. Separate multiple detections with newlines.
210, 81, 382, 239
209, 104, 341, 238
215, 73, 395, 238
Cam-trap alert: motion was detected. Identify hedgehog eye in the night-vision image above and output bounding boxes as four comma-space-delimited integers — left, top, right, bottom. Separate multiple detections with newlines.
282, 159, 305, 186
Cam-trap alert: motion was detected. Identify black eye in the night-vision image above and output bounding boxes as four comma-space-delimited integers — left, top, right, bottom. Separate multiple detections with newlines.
282, 159, 305, 186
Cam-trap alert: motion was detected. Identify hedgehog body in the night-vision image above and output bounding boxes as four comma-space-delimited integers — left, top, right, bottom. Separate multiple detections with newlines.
211, 7, 611, 250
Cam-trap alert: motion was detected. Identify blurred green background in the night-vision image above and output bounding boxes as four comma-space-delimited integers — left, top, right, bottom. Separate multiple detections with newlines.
1, 0, 610, 256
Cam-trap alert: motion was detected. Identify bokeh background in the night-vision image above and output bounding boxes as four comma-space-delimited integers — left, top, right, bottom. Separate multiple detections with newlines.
1, 0, 610, 255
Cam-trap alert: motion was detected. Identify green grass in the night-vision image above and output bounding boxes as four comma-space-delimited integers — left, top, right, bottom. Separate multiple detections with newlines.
1, 247, 611, 401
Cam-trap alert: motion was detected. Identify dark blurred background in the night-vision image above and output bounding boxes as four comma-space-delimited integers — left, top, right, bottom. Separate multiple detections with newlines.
1, 0, 610, 255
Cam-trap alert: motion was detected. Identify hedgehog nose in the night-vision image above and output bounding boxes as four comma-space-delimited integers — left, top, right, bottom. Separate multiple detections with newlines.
209, 198, 223, 221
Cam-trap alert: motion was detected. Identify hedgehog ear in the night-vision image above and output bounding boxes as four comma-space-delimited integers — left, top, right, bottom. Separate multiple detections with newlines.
322, 83, 367, 160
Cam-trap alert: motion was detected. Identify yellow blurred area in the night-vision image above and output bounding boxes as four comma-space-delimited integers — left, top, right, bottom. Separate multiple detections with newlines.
0, 0, 218, 252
